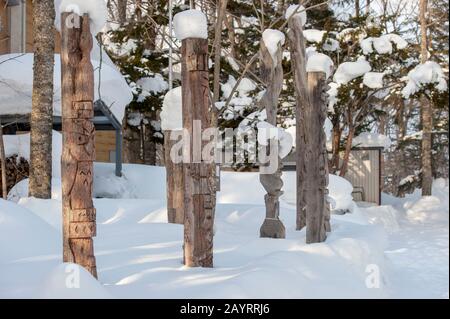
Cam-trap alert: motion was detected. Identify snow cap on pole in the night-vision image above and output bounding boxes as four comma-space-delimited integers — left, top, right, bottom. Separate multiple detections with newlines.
57, 0, 107, 35
173, 9, 208, 41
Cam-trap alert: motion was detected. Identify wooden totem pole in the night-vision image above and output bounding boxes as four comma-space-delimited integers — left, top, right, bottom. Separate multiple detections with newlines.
164, 129, 184, 224
259, 38, 286, 239
287, 15, 309, 232
61, 13, 97, 277
288, 15, 331, 243
305, 72, 331, 243
181, 38, 216, 267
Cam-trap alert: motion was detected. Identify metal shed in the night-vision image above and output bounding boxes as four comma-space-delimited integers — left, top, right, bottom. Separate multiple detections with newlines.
283, 146, 383, 205
344, 147, 382, 205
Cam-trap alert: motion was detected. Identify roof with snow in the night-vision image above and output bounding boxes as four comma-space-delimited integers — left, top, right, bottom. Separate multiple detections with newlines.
0, 53, 133, 122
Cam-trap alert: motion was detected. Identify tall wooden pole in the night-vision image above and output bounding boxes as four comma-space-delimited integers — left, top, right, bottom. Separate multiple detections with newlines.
288, 15, 330, 243
259, 38, 285, 239
305, 72, 329, 243
165, 0, 183, 224
288, 15, 309, 231
61, 13, 97, 278
0, 122, 7, 199
165, 130, 184, 224
181, 38, 215, 267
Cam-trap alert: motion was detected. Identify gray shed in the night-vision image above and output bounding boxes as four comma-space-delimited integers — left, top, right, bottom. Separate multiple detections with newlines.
283, 146, 383, 205
343, 147, 382, 205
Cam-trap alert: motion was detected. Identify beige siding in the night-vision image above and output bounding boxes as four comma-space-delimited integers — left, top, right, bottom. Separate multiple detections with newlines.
24, 0, 61, 54
95, 131, 117, 163
0, 0, 9, 54
283, 148, 382, 205
25, 0, 32, 52
18, 130, 117, 164
343, 149, 380, 205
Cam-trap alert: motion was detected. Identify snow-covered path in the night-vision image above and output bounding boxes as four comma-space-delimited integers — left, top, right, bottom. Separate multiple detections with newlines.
374, 192, 449, 299
386, 218, 449, 298
360, 183, 449, 299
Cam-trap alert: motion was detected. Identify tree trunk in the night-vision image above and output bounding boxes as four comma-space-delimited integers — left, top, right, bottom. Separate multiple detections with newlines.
339, 121, 355, 177
379, 112, 387, 192
29, 0, 55, 199
355, 0, 360, 18
224, 14, 236, 59
212, 0, 228, 108
181, 38, 216, 268
330, 121, 341, 174
165, 130, 184, 224
118, 0, 127, 24
61, 13, 97, 278
135, 0, 142, 21
258, 37, 285, 239
420, 0, 433, 196
394, 98, 407, 196
288, 15, 309, 231
122, 110, 144, 164
211, 0, 228, 199
0, 123, 7, 199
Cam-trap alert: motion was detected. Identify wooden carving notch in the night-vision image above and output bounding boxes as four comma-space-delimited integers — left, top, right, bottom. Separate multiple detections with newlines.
69, 221, 96, 238
68, 101, 94, 119
187, 53, 208, 71
70, 208, 96, 222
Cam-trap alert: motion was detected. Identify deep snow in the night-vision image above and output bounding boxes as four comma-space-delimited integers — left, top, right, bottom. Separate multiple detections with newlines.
381, 181, 449, 298
0, 164, 448, 299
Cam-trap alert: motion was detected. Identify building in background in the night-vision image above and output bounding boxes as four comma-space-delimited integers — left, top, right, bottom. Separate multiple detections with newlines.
283, 148, 383, 206
0, 0, 124, 167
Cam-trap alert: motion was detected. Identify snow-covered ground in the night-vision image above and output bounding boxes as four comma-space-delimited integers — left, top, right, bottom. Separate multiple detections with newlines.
0, 164, 448, 299
380, 182, 449, 299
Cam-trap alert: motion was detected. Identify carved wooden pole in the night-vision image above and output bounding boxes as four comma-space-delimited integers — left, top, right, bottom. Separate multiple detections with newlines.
164, 129, 184, 224
288, 15, 330, 242
61, 13, 97, 277
181, 38, 216, 267
287, 16, 309, 231
0, 122, 7, 199
259, 38, 286, 239
305, 72, 329, 243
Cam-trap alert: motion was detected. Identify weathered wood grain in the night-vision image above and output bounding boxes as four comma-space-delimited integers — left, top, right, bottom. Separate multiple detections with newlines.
164, 130, 184, 224
181, 38, 216, 267
61, 13, 97, 278
288, 16, 330, 243
305, 72, 328, 243
258, 38, 286, 239
287, 16, 309, 231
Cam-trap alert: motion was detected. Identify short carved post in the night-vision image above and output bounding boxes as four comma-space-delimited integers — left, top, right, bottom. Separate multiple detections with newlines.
164, 129, 184, 224
181, 38, 216, 267
259, 38, 286, 239
61, 13, 97, 277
